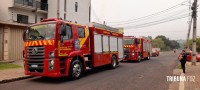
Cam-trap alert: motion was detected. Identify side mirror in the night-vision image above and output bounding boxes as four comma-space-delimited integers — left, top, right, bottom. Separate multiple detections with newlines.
135, 39, 139, 44
60, 27, 66, 36
60, 25, 66, 36
60, 25, 66, 43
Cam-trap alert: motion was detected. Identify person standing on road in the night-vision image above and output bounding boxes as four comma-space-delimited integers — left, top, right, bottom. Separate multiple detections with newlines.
178, 50, 187, 73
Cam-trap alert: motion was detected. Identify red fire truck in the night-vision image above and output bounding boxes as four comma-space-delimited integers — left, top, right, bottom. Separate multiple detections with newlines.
23, 18, 124, 79
123, 36, 151, 62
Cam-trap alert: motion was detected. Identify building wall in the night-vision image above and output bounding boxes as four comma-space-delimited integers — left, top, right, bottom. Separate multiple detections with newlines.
66, 0, 90, 25
1, 0, 90, 25
48, 0, 67, 19
0, 0, 13, 22
10, 8, 47, 24
48, 0, 57, 18
48, 0, 90, 25
0, 26, 3, 60
0, 24, 26, 61
9, 26, 24, 60
0, 0, 47, 24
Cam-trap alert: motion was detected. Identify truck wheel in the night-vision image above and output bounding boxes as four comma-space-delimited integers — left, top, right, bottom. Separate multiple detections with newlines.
69, 59, 83, 80
138, 54, 141, 62
110, 55, 117, 69
147, 54, 150, 60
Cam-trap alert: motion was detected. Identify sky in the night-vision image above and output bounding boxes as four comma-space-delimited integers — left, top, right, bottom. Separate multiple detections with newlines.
91, 0, 200, 40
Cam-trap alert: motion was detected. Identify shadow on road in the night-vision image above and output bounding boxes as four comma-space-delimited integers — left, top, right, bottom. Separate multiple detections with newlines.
120, 59, 150, 63
29, 65, 124, 84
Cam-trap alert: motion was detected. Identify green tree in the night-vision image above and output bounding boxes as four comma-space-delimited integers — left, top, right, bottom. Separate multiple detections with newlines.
188, 37, 200, 53
152, 38, 166, 51
154, 35, 180, 51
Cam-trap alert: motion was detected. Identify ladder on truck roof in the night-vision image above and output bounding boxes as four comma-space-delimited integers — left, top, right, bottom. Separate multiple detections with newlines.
88, 22, 119, 33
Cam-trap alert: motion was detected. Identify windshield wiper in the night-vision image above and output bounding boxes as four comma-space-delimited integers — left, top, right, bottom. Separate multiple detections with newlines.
39, 33, 46, 40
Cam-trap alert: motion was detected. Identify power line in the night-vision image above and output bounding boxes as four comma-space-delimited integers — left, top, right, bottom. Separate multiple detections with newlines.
107, 0, 188, 24
111, 8, 190, 26
124, 12, 191, 29
126, 30, 191, 33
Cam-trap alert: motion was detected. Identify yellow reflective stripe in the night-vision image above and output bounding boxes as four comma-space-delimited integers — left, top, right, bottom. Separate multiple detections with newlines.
43, 40, 47, 45
31, 41, 35, 46
39, 41, 42, 45
25, 40, 55, 46
35, 41, 38, 46
28, 42, 32, 46
48, 40, 52, 45
26, 42, 29, 46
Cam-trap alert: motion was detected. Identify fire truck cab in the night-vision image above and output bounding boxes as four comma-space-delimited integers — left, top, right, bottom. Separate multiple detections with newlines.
23, 18, 123, 79
123, 36, 151, 62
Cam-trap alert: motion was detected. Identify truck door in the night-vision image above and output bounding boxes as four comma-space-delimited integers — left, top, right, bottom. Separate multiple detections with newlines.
77, 26, 90, 54
59, 24, 73, 56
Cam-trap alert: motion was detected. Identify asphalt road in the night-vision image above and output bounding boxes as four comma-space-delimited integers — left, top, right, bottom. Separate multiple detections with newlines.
0, 51, 179, 90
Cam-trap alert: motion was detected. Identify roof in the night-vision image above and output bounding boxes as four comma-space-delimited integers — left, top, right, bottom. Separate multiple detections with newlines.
88, 22, 119, 32
0, 21, 28, 27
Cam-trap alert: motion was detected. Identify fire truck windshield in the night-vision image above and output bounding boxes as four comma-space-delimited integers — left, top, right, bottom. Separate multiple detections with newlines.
124, 39, 134, 45
25, 23, 56, 40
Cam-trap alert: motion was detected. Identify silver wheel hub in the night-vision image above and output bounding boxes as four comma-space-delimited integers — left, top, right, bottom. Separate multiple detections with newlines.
112, 59, 116, 67
72, 62, 81, 77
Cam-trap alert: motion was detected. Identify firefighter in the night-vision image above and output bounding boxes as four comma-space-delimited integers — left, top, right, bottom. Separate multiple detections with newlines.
178, 50, 187, 73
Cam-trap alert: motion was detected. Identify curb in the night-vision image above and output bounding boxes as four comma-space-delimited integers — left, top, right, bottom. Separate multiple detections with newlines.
0, 76, 34, 84
0, 60, 15, 64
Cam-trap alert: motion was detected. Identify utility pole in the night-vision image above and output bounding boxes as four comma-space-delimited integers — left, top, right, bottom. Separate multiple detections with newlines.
191, 0, 197, 65
35, 1, 38, 23
186, 0, 192, 49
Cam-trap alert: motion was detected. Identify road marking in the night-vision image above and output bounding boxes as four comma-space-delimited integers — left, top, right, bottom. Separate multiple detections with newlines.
179, 73, 185, 90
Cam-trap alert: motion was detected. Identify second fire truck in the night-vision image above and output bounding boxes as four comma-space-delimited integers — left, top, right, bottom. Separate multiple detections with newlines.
23, 18, 123, 79
123, 36, 151, 62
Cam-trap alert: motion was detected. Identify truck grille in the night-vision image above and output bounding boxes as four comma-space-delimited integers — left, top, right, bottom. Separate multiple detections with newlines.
124, 48, 130, 53
124, 53, 130, 58
27, 46, 44, 73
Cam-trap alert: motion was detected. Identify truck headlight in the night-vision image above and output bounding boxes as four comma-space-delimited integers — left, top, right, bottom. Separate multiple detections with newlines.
132, 50, 134, 56
49, 51, 55, 58
50, 60, 54, 65
49, 59, 54, 70
132, 53, 135, 56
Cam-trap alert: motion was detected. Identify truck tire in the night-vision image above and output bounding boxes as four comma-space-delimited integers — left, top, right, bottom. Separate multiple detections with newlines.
147, 54, 150, 60
138, 53, 141, 62
69, 59, 83, 80
110, 55, 117, 69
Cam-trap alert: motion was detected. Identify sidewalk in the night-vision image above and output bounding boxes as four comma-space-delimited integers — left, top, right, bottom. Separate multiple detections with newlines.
169, 62, 200, 90
0, 60, 32, 84
184, 62, 200, 90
